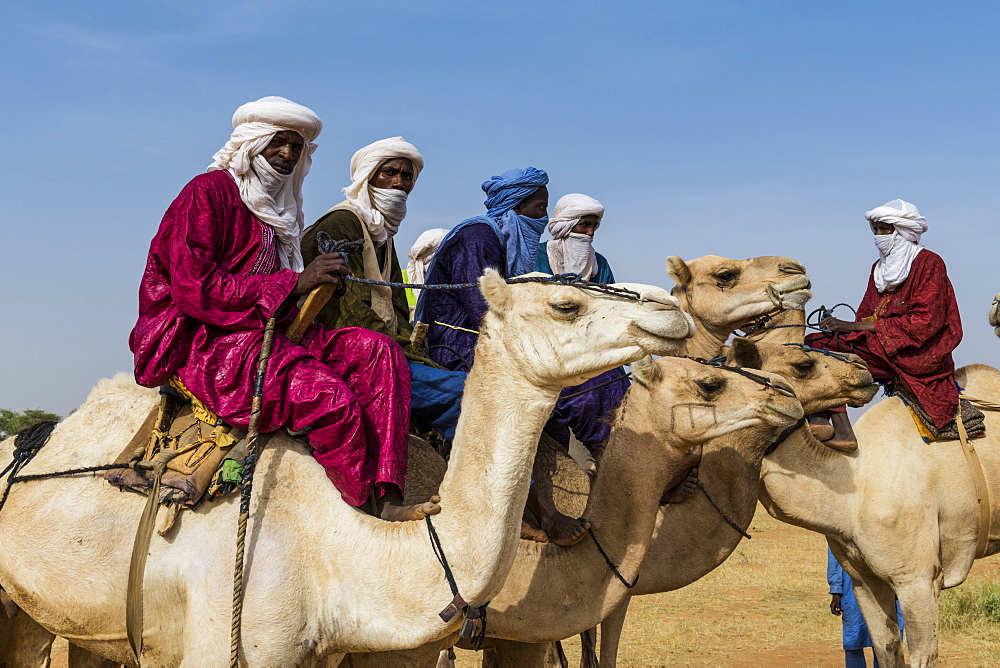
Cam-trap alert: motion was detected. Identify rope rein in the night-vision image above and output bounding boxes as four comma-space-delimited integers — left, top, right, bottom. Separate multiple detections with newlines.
586, 526, 639, 588
230, 315, 278, 667
695, 481, 752, 540
426, 515, 489, 650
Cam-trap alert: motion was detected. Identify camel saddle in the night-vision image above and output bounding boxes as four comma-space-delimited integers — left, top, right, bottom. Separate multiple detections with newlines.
105, 379, 253, 531
894, 387, 985, 442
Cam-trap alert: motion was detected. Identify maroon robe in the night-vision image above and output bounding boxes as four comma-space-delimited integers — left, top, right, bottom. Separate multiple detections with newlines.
130, 170, 411, 505
806, 249, 962, 428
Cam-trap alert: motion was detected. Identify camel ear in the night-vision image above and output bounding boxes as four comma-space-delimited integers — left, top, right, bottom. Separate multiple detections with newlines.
631, 356, 661, 386
729, 338, 763, 370
666, 257, 692, 287
480, 269, 511, 311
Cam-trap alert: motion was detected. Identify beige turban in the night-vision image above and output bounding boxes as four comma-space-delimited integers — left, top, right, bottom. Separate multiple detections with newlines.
342, 137, 424, 246
407, 228, 449, 290
208, 96, 323, 271
546, 193, 605, 279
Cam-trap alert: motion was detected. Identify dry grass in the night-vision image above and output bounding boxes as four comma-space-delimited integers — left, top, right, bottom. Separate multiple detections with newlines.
456, 504, 1000, 666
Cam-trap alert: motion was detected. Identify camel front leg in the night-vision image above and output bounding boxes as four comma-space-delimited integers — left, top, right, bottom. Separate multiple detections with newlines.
0, 604, 56, 668
846, 570, 905, 668
67, 642, 119, 668
597, 599, 630, 668
894, 577, 942, 668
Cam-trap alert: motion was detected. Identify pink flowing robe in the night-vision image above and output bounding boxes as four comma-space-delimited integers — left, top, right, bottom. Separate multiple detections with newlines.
130, 170, 411, 506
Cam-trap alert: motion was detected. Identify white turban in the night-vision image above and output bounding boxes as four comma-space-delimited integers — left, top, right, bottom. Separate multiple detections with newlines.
342, 137, 424, 246
208, 96, 322, 271
406, 228, 449, 290
865, 199, 927, 243
865, 199, 926, 293
545, 193, 605, 279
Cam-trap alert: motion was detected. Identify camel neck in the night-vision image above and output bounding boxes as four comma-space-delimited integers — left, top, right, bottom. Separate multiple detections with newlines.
633, 431, 768, 595
432, 345, 560, 605
746, 309, 806, 346
684, 315, 732, 359
759, 426, 854, 536
486, 391, 675, 640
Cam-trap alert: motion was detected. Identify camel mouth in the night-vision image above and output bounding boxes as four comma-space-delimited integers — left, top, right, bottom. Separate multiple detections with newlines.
757, 401, 803, 425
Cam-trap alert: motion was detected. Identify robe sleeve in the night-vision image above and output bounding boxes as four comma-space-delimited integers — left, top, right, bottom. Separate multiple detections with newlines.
871, 252, 954, 356
855, 266, 880, 321
440, 224, 506, 327
163, 179, 298, 330
827, 548, 845, 595
301, 210, 416, 349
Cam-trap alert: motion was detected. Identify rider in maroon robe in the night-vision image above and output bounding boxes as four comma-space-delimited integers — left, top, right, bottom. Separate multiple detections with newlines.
130, 97, 438, 521
806, 199, 962, 449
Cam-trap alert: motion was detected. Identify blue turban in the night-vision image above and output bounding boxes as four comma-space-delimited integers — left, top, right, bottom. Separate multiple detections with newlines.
482, 166, 549, 217
413, 166, 550, 325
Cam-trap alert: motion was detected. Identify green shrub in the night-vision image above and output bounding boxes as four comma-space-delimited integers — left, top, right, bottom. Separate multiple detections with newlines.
941, 579, 1000, 630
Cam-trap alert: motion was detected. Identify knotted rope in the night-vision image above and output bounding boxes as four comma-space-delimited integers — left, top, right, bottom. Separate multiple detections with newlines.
230, 315, 278, 667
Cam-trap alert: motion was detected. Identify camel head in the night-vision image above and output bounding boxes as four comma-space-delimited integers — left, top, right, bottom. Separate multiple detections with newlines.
990, 293, 1000, 337
477, 270, 695, 387
623, 356, 803, 454
666, 255, 813, 340
726, 338, 879, 414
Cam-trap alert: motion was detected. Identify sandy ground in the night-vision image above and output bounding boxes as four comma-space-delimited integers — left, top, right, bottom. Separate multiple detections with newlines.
47, 505, 1000, 667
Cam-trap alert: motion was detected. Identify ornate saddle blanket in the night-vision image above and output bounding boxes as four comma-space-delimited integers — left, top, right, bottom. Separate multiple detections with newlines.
895, 387, 985, 442
105, 379, 252, 529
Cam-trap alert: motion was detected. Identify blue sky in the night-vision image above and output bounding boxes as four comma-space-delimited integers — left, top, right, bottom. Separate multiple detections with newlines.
1, 1, 997, 415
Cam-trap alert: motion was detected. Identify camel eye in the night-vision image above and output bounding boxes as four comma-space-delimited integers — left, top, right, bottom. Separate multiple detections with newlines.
714, 270, 738, 285
792, 361, 815, 375
550, 301, 579, 315
695, 378, 725, 396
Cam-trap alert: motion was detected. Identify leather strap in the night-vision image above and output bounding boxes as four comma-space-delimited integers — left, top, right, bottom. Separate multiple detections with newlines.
955, 411, 992, 558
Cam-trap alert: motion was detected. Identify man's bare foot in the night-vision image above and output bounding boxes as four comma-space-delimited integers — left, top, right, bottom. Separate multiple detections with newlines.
660, 445, 703, 505
377, 485, 442, 522
525, 484, 590, 547
541, 512, 591, 547
520, 520, 548, 543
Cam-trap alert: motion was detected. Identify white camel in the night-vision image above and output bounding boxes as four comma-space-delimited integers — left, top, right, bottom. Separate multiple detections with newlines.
0, 271, 694, 666
760, 362, 1000, 668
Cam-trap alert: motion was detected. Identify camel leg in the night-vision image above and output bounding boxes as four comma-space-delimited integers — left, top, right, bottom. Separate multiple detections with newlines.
847, 571, 905, 668
894, 577, 941, 668
597, 599, 630, 668
480, 639, 551, 667
0, 607, 56, 668
578, 628, 597, 668
66, 643, 120, 668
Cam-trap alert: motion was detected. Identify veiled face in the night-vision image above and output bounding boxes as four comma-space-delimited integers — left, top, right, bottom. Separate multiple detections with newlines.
261, 131, 305, 175
370, 158, 416, 194
571, 214, 601, 237
514, 186, 549, 219
870, 221, 895, 236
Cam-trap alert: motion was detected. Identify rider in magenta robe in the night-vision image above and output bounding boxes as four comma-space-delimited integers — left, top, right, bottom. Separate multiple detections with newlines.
130, 97, 437, 521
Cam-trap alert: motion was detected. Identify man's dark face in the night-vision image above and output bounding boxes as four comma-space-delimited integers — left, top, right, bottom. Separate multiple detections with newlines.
369, 158, 416, 194
514, 185, 549, 219
262, 130, 305, 175
571, 214, 601, 237
870, 221, 895, 236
